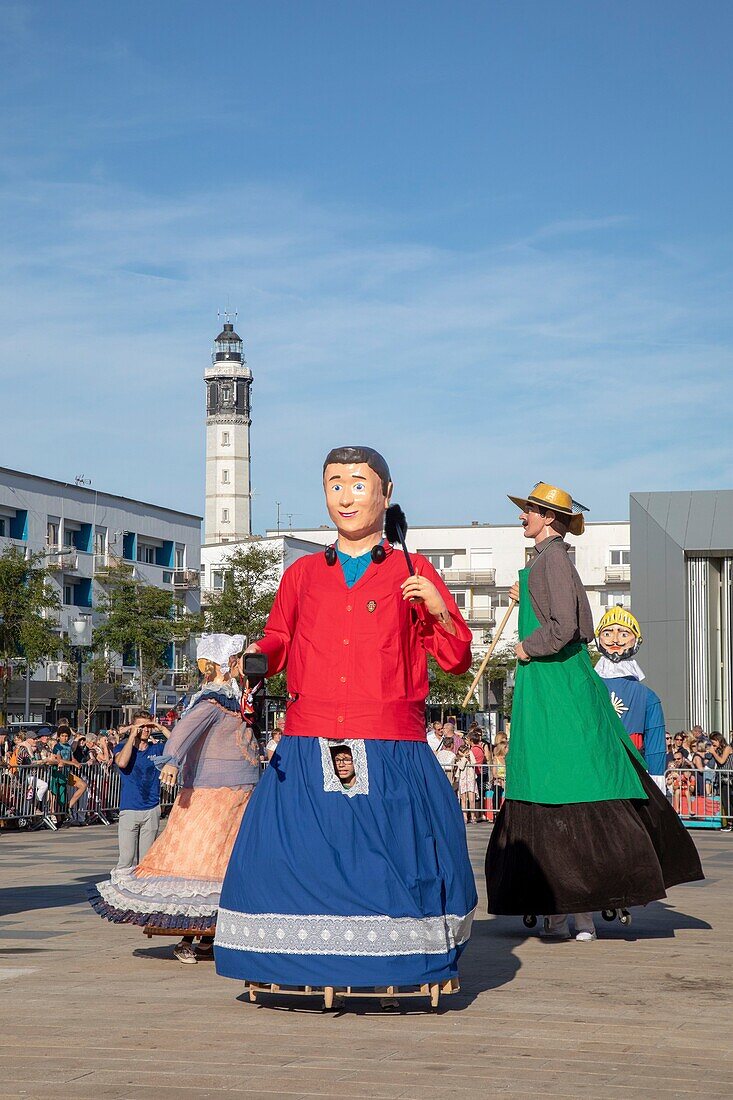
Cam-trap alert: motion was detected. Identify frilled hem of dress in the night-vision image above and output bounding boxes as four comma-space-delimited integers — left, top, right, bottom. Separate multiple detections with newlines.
88, 871, 223, 929
485, 756, 704, 915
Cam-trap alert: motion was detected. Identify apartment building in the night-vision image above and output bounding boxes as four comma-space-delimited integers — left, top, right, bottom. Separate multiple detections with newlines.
0, 466, 201, 726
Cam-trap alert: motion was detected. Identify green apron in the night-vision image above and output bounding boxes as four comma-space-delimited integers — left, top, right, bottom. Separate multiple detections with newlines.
505, 566, 647, 805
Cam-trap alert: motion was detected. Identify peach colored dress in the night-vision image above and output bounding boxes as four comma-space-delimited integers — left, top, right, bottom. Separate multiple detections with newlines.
90, 686, 260, 932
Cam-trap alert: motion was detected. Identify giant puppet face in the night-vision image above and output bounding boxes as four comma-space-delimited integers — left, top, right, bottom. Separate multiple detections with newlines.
596, 607, 642, 663
323, 461, 391, 542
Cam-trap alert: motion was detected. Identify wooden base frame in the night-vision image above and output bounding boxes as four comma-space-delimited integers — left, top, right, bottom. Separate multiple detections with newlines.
243, 977, 460, 1010
143, 925, 216, 939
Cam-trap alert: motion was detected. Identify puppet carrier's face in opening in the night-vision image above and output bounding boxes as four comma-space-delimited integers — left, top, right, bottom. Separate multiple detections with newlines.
597, 625, 639, 663
331, 747, 356, 788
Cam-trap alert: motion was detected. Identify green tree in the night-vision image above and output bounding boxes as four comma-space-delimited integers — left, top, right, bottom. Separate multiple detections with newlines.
94, 571, 200, 705
427, 656, 480, 718
205, 543, 281, 641
0, 547, 63, 724
60, 653, 115, 735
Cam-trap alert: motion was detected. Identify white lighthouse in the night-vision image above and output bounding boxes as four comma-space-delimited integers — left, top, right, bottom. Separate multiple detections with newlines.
204, 318, 253, 544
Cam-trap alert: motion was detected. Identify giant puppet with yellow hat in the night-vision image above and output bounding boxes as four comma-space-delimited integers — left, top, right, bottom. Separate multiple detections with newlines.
595, 606, 666, 790
485, 482, 703, 940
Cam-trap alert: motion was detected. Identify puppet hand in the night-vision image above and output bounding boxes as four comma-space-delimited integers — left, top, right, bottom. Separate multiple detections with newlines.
509, 581, 520, 603
401, 574, 447, 617
160, 764, 179, 787
515, 641, 530, 662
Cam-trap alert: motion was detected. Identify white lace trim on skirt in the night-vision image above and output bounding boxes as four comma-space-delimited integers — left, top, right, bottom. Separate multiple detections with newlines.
215, 906, 475, 957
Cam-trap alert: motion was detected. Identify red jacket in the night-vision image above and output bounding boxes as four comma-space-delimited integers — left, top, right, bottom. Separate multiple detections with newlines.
258, 546, 472, 741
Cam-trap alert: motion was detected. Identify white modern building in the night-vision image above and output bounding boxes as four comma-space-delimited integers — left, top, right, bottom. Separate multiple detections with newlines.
0, 466, 202, 726
204, 319, 253, 545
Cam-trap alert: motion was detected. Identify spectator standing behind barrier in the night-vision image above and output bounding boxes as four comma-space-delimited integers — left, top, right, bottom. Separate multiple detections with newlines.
113, 712, 166, 869
708, 733, 733, 830
15, 731, 49, 814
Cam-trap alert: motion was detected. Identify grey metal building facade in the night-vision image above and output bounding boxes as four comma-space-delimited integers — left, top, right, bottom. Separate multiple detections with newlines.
630, 490, 733, 735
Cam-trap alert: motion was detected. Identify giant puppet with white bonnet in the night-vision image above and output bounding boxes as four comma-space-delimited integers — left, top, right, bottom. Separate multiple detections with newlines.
595, 607, 666, 790
90, 633, 260, 964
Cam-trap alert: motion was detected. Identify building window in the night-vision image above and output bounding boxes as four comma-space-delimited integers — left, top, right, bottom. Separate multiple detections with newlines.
175, 546, 184, 570
422, 552, 455, 569
0, 518, 5, 537
221, 509, 230, 523
525, 548, 537, 566
63, 584, 74, 606
212, 570, 224, 590
137, 544, 156, 565
221, 385, 232, 402
454, 592, 466, 609
610, 548, 631, 566
221, 431, 230, 446
222, 469, 230, 484
494, 592, 513, 608
47, 520, 59, 547
162, 571, 173, 585
600, 590, 632, 609
94, 528, 106, 555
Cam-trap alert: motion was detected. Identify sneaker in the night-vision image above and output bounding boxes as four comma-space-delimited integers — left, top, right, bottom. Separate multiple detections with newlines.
575, 930, 597, 942
173, 941, 198, 964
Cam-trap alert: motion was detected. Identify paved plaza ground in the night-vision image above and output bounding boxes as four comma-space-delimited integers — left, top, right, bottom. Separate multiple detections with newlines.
0, 823, 730, 1099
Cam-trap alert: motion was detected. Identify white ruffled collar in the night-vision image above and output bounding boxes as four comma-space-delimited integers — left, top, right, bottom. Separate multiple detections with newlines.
595, 656, 645, 682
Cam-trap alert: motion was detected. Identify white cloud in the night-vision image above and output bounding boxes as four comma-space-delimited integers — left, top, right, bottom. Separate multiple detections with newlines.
0, 177, 731, 530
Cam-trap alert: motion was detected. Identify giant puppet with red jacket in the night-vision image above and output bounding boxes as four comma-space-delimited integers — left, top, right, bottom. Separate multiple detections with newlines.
214, 446, 477, 1001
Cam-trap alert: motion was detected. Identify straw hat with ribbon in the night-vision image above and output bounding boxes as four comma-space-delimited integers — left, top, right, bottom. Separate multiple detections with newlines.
507, 482, 589, 537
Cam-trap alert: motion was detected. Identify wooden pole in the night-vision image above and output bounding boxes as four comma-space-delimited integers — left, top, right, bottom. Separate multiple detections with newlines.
461, 600, 517, 709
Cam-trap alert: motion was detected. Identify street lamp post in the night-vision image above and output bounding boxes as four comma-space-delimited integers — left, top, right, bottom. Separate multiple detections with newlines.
71, 614, 91, 732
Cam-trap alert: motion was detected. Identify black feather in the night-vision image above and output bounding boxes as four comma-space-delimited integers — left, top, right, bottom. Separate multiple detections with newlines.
385, 503, 415, 576
385, 503, 408, 544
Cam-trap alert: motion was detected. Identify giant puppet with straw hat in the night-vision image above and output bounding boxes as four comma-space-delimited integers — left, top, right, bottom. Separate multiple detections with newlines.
484, 481, 703, 942
214, 445, 477, 1009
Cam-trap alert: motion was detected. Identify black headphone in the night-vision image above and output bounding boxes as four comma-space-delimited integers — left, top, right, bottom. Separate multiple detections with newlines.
325, 542, 387, 566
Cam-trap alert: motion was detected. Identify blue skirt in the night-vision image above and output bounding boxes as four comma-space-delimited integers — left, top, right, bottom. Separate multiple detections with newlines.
214, 736, 477, 987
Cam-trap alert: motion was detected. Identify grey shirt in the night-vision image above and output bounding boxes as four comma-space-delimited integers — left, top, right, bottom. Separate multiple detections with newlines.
523, 536, 595, 658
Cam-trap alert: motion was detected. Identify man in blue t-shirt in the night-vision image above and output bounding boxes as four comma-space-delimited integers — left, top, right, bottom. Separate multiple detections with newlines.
113, 711, 166, 869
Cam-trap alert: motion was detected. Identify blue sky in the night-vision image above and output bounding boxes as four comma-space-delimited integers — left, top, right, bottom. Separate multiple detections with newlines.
1, 1, 731, 530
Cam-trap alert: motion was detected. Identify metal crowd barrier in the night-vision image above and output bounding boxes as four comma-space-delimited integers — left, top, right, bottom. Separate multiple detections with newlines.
440, 760, 730, 830
0, 762, 181, 831
664, 766, 726, 829
2, 759, 730, 832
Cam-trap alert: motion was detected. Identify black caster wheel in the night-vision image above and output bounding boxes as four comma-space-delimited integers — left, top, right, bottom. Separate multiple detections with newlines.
619, 910, 632, 926
522, 914, 537, 928
601, 909, 617, 922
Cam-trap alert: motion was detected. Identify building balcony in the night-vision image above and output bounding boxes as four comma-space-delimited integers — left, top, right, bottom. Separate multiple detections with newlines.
93, 553, 129, 578
442, 568, 496, 586
47, 551, 79, 573
464, 607, 496, 625
605, 565, 631, 583
174, 569, 200, 590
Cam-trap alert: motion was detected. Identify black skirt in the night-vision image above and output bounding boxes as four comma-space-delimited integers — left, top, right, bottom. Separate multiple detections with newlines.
485, 759, 704, 915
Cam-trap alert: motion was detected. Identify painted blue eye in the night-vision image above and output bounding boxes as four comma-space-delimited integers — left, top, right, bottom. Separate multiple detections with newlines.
330, 484, 342, 492
354, 482, 366, 492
